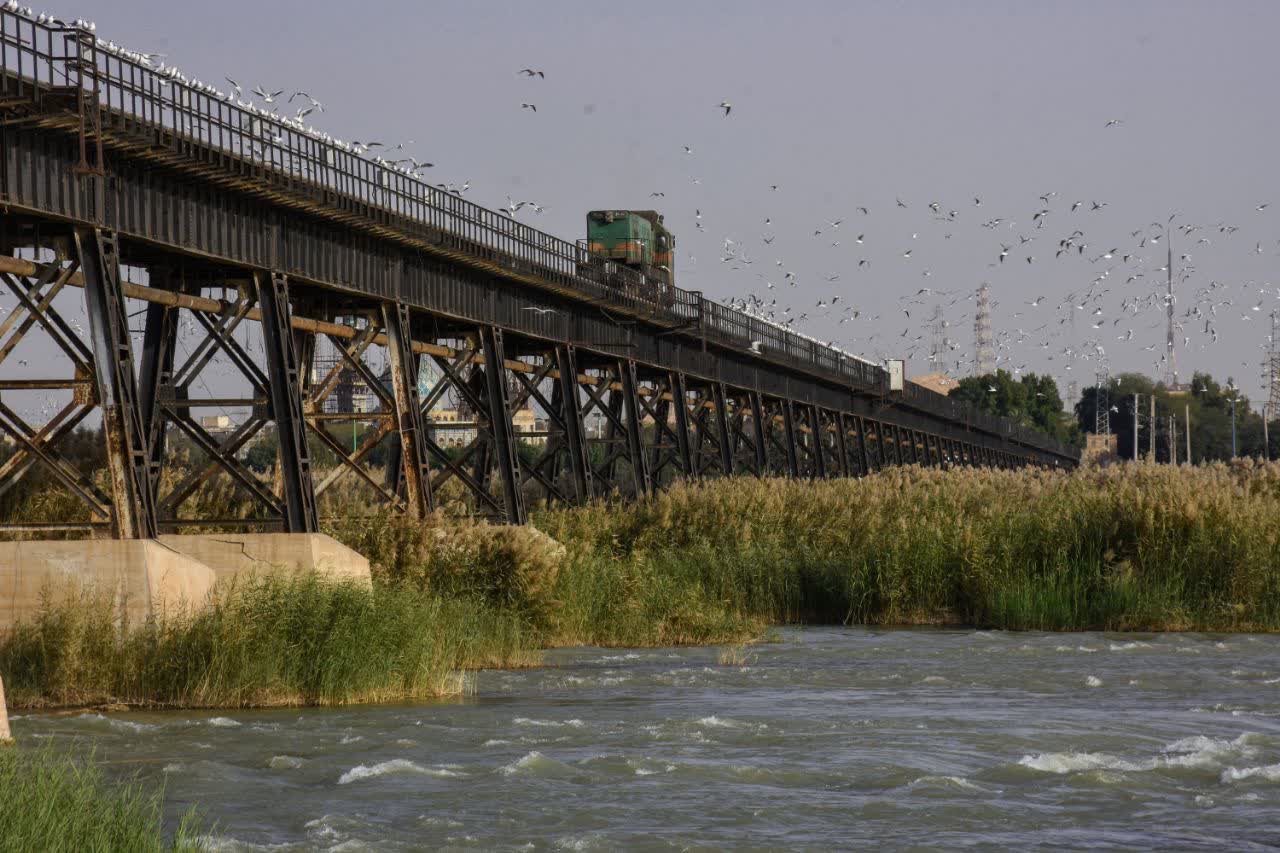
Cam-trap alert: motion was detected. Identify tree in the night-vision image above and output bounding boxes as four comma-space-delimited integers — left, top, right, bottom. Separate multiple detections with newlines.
1077, 370, 1275, 463
951, 369, 1075, 443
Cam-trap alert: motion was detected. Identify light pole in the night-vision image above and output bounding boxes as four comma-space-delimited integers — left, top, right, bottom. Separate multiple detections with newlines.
1229, 393, 1239, 459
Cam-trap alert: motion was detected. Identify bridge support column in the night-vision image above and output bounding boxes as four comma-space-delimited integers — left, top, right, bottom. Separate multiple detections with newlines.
254, 271, 318, 534
76, 228, 156, 539
383, 303, 433, 519
621, 361, 652, 497
553, 346, 593, 503
713, 383, 734, 476
749, 391, 768, 476
855, 417, 871, 474
137, 285, 179, 511
479, 326, 527, 524
875, 420, 890, 469
781, 400, 800, 478
809, 405, 826, 479
671, 372, 694, 478
835, 412, 851, 477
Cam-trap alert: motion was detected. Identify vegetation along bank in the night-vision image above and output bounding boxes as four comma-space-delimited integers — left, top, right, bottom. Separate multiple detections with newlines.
2, 461, 1279, 711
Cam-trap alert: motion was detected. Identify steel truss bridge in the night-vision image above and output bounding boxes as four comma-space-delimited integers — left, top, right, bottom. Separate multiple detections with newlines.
0, 13, 1076, 538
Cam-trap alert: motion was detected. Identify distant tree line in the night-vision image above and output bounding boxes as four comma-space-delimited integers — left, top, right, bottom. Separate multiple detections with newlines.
1076, 371, 1277, 463
948, 369, 1081, 446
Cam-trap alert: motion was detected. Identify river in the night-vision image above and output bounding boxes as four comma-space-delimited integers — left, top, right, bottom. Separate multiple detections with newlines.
12, 627, 1280, 850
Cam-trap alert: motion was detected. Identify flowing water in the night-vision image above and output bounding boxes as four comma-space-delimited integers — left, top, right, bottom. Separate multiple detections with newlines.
13, 628, 1280, 850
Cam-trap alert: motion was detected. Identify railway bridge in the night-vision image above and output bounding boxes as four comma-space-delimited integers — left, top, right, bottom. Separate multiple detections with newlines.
0, 12, 1077, 543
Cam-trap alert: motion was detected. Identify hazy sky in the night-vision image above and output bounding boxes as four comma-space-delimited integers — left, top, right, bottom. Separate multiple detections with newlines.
54, 2, 1280, 401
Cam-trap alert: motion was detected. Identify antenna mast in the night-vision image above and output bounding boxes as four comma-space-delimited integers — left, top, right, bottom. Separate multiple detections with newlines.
1266, 311, 1280, 421
1164, 239, 1178, 388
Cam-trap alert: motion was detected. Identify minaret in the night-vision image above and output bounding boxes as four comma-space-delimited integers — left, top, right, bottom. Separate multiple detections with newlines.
974, 283, 995, 376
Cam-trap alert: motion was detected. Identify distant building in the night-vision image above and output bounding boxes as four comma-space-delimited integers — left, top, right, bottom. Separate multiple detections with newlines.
425, 406, 545, 448
200, 414, 235, 435
1084, 432, 1119, 466
910, 372, 960, 396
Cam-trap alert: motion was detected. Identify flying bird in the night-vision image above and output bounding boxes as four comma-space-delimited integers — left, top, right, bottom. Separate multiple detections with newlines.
252, 85, 284, 104
718, 100, 732, 116
518, 68, 546, 78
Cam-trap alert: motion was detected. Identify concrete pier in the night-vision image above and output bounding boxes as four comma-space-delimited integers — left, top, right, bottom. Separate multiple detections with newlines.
0, 539, 218, 634
157, 533, 371, 585
0, 673, 10, 745
0, 534, 370, 634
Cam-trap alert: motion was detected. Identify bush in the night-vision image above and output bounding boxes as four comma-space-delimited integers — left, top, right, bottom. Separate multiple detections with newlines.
328, 513, 565, 628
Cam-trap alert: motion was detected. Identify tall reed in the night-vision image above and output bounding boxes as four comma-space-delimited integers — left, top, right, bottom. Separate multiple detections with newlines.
0, 746, 201, 852
537, 461, 1280, 631
4, 461, 1280, 710
0, 574, 534, 709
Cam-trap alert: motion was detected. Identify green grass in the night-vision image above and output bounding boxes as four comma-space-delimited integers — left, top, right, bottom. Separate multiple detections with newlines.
4, 461, 1280, 711
534, 461, 1280, 632
0, 574, 535, 709
0, 746, 201, 852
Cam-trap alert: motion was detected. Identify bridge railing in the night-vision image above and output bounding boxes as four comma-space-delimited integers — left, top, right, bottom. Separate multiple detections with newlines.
0, 11, 1075, 461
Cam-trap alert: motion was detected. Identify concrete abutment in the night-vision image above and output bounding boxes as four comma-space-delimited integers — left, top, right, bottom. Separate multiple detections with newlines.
0, 534, 371, 634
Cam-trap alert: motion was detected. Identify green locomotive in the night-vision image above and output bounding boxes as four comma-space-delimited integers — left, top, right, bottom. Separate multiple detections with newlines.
586, 210, 676, 288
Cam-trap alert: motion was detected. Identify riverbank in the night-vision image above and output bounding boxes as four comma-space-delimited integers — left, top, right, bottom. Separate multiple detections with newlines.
2, 461, 1279, 710
0, 745, 202, 851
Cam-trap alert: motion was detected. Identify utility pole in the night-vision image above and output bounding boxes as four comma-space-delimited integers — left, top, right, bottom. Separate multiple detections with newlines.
1164, 240, 1178, 388
1265, 408, 1271, 463
1267, 312, 1280, 434
1149, 394, 1156, 459
1133, 393, 1140, 461
1231, 396, 1238, 458
1185, 403, 1191, 465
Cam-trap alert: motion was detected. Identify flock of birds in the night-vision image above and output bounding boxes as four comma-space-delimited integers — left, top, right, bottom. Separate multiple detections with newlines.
2, 5, 1278, 423
716, 178, 1279, 396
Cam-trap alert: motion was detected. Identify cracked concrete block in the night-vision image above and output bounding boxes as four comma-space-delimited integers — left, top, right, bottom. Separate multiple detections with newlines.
0, 539, 217, 635
156, 533, 371, 586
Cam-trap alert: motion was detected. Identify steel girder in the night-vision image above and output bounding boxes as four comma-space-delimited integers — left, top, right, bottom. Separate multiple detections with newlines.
255, 272, 319, 533
0, 254, 111, 534
76, 229, 157, 538
0, 242, 1065, 539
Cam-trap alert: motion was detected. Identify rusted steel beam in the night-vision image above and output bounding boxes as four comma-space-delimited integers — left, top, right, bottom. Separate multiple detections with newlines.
254, 271, 318, 533
75, 228, 157, 539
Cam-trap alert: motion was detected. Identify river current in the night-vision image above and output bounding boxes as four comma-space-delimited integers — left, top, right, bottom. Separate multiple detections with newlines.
13, 628, 1280, 850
